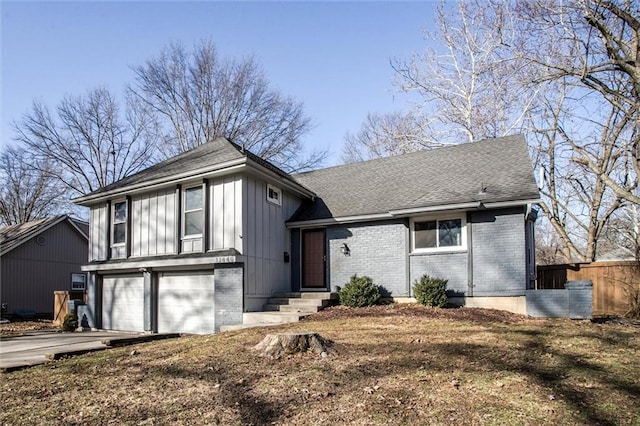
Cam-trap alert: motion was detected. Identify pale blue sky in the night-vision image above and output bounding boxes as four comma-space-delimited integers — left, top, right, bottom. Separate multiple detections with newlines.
1, 1, 437, 165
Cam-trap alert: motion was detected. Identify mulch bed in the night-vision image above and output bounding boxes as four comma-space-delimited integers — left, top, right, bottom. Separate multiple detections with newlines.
305, 303, 530, 323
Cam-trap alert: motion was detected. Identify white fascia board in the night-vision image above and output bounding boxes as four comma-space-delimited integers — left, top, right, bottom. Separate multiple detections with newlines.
245, 162, 316, 199
73, 158, 248, 205
481, 199, 542, 209
81, 255, 241, 272
389, 202, 482, 216
287, 212, 394, 228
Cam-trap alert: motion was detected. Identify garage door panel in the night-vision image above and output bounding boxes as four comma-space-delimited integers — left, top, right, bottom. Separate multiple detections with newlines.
102, 275, 144, 332
158, 271, 215, 334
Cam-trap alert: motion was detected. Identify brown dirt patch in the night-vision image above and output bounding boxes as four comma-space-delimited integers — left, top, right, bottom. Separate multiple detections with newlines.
306, 303, 529, 323
0, 320, 58, 338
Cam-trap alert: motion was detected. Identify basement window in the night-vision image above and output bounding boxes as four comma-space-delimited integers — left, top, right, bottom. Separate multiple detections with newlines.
267, 184, 282, 206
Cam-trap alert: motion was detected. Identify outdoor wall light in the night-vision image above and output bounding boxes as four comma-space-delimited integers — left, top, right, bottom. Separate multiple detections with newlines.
340, 243, 351, 256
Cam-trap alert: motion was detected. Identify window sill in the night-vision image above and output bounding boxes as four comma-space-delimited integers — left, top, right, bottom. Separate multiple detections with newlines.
181, 235, 203, 240
410, 248, 467, 256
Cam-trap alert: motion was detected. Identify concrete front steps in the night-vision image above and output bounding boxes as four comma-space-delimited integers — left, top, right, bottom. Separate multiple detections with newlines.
220, 292, 338, 332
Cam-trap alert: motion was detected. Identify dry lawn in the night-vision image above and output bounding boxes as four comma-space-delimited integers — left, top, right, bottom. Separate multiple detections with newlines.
1, 305, 639, 425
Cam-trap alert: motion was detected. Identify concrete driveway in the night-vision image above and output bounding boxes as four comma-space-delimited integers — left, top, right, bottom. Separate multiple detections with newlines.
0, 331, 149, 371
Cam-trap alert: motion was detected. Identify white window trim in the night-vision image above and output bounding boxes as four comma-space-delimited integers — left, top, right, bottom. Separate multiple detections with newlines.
111, 199, 127, 247
182, 185, 204, 239
266, 184, 282, 206
410, 213, 467, 253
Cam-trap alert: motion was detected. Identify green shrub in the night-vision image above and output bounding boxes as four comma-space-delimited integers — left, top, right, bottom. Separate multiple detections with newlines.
339, 274, 381, 307
61, 313, 78, 332
413, 274, 448, 307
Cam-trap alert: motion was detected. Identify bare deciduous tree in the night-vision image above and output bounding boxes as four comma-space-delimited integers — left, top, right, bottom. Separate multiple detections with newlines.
13, 87, 157, 197
519, 0, 640, 205
0, 147, 65, 226
392, 0, 533, 142
342, 111, 430, 163
130, 40, 324, 172
346, 0, 638, 262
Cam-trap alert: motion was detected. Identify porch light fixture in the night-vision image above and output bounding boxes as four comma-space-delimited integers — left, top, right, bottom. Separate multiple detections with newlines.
340, 243, 351, 256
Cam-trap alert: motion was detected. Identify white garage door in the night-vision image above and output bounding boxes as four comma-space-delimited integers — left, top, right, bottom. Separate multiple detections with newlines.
158, 271, 215, 334
102, 275, 144, 332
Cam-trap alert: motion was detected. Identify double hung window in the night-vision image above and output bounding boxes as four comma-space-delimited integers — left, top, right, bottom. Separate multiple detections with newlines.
183, 186, 203, 237
112, 200, 127, 245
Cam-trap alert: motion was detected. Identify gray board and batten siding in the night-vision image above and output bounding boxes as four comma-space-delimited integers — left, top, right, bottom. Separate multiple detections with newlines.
243, 175, 304, 311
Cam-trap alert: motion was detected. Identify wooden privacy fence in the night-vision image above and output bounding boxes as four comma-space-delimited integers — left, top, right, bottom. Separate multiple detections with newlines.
53, 291, 86, 326
537, 261, 640, 317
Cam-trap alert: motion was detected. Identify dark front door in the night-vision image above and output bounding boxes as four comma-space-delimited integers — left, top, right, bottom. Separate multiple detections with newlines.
302, 229, 326, 289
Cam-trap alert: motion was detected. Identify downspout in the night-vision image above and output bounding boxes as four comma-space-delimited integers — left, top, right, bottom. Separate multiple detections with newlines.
125, 195, 132, 258
203, 179, 210, 253
175, 185, 182, 254
405, 218, 411, 296
105, 200, 111, 260
467, 212, 474, 298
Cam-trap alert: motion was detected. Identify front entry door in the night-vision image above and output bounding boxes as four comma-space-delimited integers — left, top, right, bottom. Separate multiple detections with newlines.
302, 229, 326, 289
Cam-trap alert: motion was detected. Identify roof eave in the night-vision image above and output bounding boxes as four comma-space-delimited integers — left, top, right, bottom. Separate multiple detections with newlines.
244, 160, 316, 199
73, 158, 249, 206
287, 197, 542, 228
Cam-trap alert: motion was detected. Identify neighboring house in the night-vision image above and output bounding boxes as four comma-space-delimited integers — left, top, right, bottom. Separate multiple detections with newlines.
74, 135, 540, 334
0, 215, 89, 316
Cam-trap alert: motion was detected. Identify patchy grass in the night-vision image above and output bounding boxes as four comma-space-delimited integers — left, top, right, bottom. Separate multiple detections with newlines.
1, 305, 639, 425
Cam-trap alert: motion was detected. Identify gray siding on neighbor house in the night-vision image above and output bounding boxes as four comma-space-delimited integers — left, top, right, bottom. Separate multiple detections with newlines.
243, 176, 303, 311
1, 221, 88, 314
409, 252, 468, 296
131, 188, 177, 257
89, 203, 108, 262
471, 208, 526, 296
327, 221, 408, 296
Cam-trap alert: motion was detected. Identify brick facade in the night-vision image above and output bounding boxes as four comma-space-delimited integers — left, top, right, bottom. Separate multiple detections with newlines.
326, 220, 408, 296
470, 208, 526, 296
214, 264, 244, 330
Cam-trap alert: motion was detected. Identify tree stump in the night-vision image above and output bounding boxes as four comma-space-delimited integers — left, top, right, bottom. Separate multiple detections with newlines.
253, 332, 332, 358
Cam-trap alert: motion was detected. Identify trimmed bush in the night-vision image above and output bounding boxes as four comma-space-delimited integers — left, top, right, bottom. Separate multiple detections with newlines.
339, 274, 381, 307
413, 274, 448, 307
61, 313, 78, 332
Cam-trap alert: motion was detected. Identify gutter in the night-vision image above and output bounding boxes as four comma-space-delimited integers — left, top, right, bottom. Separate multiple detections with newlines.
287, 198, 542, 228
73, 157, 317, 206
73, 158, 248, 205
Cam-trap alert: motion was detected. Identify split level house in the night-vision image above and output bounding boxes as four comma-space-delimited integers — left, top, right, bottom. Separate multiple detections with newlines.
74, 135, 540, 334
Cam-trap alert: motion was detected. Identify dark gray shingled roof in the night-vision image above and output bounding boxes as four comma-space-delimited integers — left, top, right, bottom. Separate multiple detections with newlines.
290, 135, 539, 222
76, 137, 299, 202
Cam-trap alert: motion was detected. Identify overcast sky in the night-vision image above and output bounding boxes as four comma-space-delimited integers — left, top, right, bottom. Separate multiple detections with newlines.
1, 1, 437, 165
